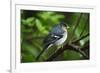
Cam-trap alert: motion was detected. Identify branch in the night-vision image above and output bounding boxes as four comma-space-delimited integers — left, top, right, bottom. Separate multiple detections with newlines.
79, 18, 88, 37
72, 33, 89, 43
69, 13, 83, 43
80, 27, 86, 37
45, 33, 89, 61
46, 45, 66, 61
69, 44, 89, 58
46, 43, 88, 61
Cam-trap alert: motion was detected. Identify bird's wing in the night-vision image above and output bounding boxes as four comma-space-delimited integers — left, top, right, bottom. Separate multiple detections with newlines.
36, 33, 63, 60
43, 33, 63, 49
43, 25, 64, 49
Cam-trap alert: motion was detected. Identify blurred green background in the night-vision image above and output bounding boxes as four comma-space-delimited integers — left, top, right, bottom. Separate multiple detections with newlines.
21, 10, 89, 63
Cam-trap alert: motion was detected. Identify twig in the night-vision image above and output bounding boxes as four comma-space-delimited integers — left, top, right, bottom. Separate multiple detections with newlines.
79, 24, 86, 37
46, 43, 88, 61
69, 44, 88, 58
69, 13, 83, 43
45, 33, 89, 61
79, 16, 89, 37
72, 33, 89, 43
46, 47, 66, 61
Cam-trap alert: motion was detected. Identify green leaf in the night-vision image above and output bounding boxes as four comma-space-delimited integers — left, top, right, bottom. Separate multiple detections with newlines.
64, 50, 82, 60
26, 17, 35, 26
35, 19, 48, 34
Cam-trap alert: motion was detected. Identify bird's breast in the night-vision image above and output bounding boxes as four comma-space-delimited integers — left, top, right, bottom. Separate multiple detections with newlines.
55, 32, 67, 46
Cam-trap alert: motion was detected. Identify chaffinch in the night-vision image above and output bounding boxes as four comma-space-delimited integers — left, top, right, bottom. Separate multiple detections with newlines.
36, 22, 69, 60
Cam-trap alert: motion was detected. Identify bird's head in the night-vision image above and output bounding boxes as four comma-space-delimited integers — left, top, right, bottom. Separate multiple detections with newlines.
60, 22, 69, 31
60, 22, 70, 29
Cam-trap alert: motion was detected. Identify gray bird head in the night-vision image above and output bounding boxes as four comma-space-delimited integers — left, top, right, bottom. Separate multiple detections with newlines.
60, 22, 69, 29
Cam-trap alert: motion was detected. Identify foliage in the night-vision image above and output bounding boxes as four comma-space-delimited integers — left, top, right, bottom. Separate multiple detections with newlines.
21, 10, 89, 62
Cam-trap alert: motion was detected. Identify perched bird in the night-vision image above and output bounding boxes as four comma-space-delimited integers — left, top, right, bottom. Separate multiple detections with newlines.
36, 22, 69, 60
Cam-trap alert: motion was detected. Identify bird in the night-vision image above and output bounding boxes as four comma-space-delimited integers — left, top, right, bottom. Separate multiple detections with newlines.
36, 22, 69, 61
